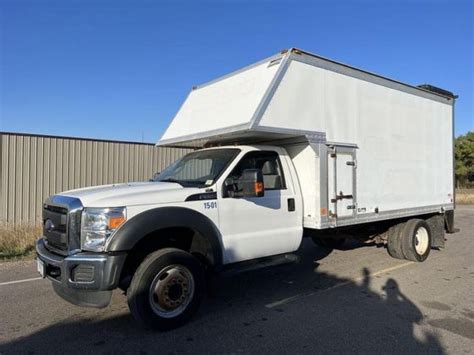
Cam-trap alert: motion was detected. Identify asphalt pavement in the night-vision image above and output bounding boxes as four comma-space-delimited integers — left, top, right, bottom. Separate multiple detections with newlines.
1, 205, 473, 354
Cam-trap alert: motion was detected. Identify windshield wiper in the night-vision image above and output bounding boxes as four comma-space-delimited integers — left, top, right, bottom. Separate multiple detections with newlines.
158, 178, 184, 186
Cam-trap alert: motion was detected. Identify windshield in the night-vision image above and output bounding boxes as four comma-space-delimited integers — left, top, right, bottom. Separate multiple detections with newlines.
155, 148, 240, 187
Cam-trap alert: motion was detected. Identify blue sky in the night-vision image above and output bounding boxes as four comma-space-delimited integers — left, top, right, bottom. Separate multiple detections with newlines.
1, 0, 472, 143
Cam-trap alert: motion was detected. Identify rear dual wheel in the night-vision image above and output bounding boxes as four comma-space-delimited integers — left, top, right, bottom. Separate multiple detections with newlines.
387, 223, 404, 259
401, 219, 431, 262
387, 219, 431, 262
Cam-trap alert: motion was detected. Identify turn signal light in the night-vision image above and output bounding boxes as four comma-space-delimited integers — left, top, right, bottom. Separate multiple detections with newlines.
108, 216, 126, 230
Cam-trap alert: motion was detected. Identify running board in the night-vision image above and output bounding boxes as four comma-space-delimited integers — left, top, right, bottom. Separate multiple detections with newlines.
220, 254, 300, 277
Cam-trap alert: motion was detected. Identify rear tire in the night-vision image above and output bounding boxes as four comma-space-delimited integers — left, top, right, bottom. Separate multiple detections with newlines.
311, 237, 345, 249
127, 248, 205, 330
400, 219, 432, 262
387, 223, 404, 259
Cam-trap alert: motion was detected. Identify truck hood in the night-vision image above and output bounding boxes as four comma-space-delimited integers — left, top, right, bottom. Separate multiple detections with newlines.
60, 182, 200, 207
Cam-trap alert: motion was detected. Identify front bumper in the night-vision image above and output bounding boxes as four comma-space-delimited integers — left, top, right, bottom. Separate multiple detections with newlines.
36, 238, 126, 308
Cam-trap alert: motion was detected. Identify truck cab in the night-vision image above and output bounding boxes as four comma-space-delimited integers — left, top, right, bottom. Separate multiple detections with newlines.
36, 145, 303, 329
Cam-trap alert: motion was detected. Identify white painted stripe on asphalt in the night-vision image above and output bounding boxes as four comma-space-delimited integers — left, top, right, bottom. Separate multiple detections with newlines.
0, 277, 43, 286
265, 261, 413, 308
0, 260, 412, 290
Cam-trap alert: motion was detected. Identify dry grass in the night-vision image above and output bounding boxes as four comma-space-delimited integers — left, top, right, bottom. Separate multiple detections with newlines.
456, 189, 474, 205
0, 223, 42, 259
457, 193, 474, 204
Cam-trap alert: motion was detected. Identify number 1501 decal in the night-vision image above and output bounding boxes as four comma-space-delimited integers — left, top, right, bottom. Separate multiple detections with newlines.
204, 201, 217, 209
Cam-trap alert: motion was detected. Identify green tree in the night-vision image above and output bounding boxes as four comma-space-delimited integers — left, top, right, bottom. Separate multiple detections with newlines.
455, 131, 474, 188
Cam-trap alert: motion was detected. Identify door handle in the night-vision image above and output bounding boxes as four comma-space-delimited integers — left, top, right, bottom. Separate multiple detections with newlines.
287, 198, 295, 212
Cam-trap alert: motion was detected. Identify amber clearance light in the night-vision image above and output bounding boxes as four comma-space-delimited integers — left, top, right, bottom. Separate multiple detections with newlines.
108, 215, 126, 230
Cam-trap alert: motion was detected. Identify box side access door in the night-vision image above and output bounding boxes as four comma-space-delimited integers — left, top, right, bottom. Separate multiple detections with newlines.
327, 145, 357, 223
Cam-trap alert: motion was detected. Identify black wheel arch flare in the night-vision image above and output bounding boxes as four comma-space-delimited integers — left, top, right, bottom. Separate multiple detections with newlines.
106, 207, 224, 268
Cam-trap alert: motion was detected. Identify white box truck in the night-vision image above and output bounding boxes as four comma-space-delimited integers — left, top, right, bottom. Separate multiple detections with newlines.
36, 48, 456, 330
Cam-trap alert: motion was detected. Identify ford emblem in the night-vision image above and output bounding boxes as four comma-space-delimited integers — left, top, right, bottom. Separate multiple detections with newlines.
44, 219, 55, 233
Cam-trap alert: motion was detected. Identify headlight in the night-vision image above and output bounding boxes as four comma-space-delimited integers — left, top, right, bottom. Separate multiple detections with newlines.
81, 207, 126, 252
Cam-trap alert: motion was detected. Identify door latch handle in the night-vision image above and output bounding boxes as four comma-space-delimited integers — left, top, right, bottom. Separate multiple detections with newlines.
331, 194, 353, 203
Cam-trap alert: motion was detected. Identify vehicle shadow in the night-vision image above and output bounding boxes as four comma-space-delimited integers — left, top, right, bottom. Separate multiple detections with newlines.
1, 241, 444, 354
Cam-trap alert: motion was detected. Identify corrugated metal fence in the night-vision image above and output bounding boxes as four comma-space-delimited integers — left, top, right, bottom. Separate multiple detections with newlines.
0, 132, 192, 224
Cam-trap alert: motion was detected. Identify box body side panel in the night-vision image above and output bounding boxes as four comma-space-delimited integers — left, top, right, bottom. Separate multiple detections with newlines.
265, 60, 454, 219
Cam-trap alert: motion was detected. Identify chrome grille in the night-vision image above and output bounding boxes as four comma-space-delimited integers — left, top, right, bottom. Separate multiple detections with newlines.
43, 205, 68, 252
43, 195, 83, 255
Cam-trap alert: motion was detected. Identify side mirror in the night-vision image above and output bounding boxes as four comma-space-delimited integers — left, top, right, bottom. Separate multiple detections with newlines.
224, 177, 235, 188
240, 169, 264, 198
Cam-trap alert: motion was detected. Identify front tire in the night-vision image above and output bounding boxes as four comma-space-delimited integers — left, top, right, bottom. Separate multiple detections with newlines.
127, 248, 205, 330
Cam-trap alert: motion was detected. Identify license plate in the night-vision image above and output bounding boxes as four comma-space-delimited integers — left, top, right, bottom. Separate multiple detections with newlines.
37, 258, 45, 278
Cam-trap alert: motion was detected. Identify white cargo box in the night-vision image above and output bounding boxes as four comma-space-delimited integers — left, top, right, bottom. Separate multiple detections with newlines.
158, 48, 455, 228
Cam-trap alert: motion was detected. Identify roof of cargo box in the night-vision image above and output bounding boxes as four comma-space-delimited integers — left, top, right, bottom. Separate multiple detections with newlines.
157, 48, 455, 148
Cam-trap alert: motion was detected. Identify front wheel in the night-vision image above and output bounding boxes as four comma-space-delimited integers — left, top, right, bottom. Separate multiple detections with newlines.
127, 248, 205, 330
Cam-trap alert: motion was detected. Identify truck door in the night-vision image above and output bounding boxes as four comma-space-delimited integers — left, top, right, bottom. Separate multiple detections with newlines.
327, 146, 357, 221
217, 150, 302, 264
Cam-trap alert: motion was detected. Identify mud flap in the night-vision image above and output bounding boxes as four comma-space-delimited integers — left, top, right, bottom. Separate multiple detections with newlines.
427, 214, 445, 248
444, 210, 456, 234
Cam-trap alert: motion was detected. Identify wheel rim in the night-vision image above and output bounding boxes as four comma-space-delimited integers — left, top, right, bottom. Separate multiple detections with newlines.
414, 226, 429, 255
148, 265, 195, 318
